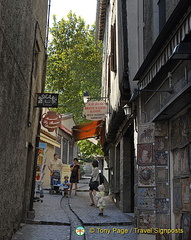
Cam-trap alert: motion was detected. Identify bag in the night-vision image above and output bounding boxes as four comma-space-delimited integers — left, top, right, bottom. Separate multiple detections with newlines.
99, 172, 104, 185
89, 180, 94, 188
89, 179, 99, 190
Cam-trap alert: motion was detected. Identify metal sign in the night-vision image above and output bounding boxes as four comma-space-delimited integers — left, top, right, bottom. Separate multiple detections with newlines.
41, 111, 61, 132
83, 100, 108, 120
36, 93, 58, 108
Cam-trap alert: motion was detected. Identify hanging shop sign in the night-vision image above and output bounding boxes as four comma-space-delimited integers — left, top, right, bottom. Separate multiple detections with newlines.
83, 100, 108, 120
36, 93, 58, 108
41, 111, 61, 132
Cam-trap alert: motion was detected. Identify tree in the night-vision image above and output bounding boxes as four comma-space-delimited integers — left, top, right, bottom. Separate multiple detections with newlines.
46, 11, 102, 123
46, 12, 104, 157
78, 139, 104, 159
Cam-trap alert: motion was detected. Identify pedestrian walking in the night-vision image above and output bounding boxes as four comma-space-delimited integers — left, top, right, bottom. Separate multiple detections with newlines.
69, 158, 80, 195
89, 160, 99, 206
96, 184, 106, 216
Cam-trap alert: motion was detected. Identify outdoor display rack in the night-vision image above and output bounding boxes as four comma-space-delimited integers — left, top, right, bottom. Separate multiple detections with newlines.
34, 148, 47, 202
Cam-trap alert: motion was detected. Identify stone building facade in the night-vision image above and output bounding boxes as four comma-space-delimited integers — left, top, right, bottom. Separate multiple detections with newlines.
96, 0, 137, 213
133, 1, 191, 239
0, 0, 48, 239
97, 0, 191, 239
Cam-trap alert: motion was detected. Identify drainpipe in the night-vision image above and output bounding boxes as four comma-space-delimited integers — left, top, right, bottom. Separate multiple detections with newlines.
46, 0, 51, 49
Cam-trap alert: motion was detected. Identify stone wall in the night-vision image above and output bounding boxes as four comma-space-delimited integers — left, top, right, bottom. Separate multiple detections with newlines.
0, 0, 48, 239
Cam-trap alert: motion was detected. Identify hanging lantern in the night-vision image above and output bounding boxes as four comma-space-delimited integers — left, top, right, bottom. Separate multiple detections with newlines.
41, 111, 61, 132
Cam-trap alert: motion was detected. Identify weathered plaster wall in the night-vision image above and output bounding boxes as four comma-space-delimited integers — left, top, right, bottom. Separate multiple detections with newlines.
0, 0, 48, 238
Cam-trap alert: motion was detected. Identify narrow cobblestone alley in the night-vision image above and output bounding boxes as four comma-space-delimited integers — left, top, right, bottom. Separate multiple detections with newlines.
12, 179, 137, 240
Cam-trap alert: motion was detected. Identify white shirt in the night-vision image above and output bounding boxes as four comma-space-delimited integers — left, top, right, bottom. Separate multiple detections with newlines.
91, 167, 99, 181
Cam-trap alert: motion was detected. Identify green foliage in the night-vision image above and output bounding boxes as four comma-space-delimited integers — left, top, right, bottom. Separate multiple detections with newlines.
46, 12, 103, 157
46, 12, 102, 123
78, 140, 104, 159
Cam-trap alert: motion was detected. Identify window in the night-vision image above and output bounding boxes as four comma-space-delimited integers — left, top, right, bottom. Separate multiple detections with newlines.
158, 0, 166, 31
110, 23, 117, 72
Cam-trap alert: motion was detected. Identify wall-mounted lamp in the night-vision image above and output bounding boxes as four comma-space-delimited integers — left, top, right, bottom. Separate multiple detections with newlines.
170, 42, 191, 60
83, 91, 108, 103
83, 91, 90, 104
123, 104, 131, 116
130, 88, 173, 102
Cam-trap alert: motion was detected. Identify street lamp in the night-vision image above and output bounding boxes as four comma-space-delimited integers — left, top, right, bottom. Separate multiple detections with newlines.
83, 91, 90, 103
123, 104, 131, 116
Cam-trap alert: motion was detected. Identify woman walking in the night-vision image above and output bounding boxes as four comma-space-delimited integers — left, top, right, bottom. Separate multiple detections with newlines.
89, 160, 99, 206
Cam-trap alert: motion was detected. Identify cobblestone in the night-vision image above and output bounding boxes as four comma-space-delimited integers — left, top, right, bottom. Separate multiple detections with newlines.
11, 179, 137, 240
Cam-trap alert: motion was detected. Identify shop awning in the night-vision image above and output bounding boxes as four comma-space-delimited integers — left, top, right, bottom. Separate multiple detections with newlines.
59, 124, 72, 136
40, 131, 61, 148
72, 120, 104, 141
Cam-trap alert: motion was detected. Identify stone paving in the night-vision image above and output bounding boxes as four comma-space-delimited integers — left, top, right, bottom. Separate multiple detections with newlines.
12, 225, 70, 240
11, 179, 137, 240
69, 192, 133, 225
33, 193, 70, 225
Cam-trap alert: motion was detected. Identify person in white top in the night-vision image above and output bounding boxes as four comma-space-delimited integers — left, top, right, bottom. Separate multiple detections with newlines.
89, 160, 99, 206
48, 153, 63, 186
96, 184, 106, 216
